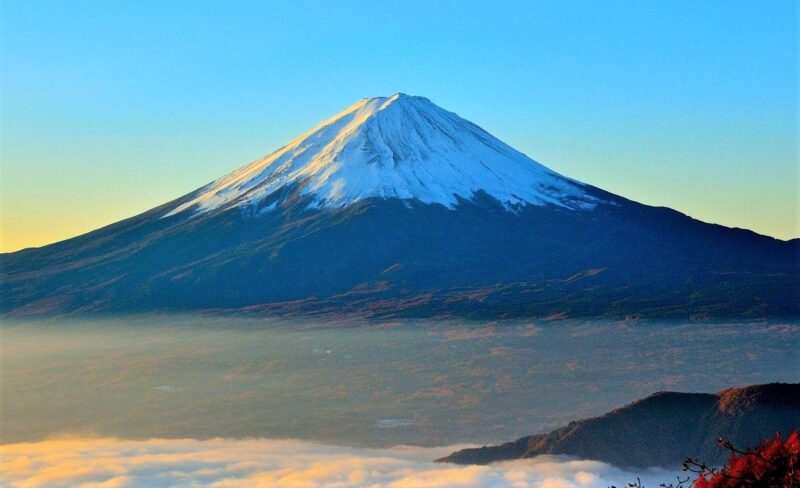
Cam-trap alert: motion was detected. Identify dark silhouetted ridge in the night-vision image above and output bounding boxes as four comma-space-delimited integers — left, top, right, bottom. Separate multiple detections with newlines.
439, 383, 800, 468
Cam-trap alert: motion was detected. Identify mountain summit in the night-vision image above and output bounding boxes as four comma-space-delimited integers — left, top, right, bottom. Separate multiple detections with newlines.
1, 95, 797, 318
166, 94, 594, 217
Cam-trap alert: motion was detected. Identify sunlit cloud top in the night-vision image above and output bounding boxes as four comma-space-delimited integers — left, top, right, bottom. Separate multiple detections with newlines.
0, 437, 679, 488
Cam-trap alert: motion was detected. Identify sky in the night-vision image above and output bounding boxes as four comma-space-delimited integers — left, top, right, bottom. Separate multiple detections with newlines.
1, 0, 797, 252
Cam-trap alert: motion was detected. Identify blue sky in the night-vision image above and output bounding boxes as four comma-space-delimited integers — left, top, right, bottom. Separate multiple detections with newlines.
1, 0, 797, 251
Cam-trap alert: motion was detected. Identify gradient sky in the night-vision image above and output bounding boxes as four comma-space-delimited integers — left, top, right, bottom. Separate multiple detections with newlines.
1, 0, 797, 252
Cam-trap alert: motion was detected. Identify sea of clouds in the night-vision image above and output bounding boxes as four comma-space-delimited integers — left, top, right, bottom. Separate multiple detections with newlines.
0, 437, 680, 488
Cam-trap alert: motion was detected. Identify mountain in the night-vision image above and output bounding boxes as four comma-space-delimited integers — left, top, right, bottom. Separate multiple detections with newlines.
1, 94, 797, 318
439, 383, 800, 468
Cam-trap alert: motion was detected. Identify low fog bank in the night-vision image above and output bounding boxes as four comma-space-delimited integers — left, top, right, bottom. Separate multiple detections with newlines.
0, 437, 680, 488
2, 316, 797, 447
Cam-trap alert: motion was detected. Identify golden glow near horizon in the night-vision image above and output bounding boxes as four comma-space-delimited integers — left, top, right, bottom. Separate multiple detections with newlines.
2, 136, 796, 254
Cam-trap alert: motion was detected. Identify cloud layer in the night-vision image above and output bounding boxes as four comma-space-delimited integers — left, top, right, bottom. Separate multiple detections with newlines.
0, 437, 678, 488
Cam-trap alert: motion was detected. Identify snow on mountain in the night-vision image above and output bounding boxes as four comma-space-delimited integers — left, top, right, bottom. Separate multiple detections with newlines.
165, 93, 595, 217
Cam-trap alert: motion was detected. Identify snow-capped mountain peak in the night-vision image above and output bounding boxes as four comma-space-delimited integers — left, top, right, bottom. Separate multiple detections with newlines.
165, 94, 595, 217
